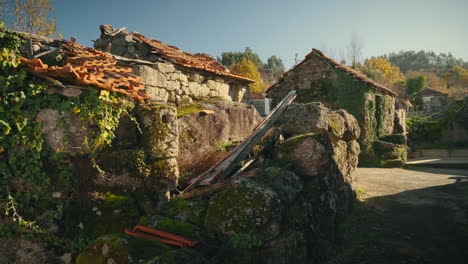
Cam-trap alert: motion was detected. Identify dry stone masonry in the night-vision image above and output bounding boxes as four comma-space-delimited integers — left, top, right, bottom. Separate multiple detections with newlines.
267, 48, 409, 167
94, 26, 251, 105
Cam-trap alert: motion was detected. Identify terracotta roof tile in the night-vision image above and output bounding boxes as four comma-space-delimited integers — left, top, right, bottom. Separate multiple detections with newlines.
20, 40, 150, 100
100, 25, 254, 83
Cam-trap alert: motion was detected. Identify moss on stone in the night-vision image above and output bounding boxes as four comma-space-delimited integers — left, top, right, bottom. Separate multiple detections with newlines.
380, 159, 405, 168
161, 198, 207, 226
204, 178, 282, 241
153, 218, 200, 239
177, 103, 204, 117
96, 148, 150, 179
76, 234, 171, 264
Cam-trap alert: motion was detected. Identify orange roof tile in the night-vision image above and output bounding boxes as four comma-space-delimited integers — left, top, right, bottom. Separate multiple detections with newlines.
21, 40, 150, 100
100, 25, 254, 84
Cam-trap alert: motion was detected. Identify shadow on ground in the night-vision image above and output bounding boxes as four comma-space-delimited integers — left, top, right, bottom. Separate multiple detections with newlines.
328, 176, 468, 264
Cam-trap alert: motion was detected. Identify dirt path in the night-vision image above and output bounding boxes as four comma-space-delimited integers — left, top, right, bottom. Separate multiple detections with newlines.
329, 167, 468, 264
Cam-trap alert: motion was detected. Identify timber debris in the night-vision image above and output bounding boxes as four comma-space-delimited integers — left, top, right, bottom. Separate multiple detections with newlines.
124, 225, 199, 248
181, 90, 297, 195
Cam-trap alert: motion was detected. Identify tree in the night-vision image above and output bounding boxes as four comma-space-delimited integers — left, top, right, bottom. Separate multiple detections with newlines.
262, 55, 285, 82
346, 32, 364, 67
407, 76, 427, 95
363, 57, 406, 94
230, 58, 265, 93
443, 66, 468, 87
0, 0, 56, 36
407, 70, 448, 93
386, 50, 468, 75
218, 47, 263, 71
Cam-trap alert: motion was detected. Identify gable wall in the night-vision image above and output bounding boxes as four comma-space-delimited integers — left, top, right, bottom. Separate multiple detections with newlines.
267, 54, 399, 163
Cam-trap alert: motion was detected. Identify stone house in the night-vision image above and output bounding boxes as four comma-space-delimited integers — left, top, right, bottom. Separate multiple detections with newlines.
412, 88, 448, 116
247, 92, 271, 116
94, 25, 254, 105
266, 48, 410, 166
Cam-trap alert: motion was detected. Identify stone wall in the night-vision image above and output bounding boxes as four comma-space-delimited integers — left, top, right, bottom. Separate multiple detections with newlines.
267, 53, 406, 166
77, 102, 361, 264
177, 101, 263, 183
132, 63, 247, 105
247, 98, 271, 116
94, 32, 248, 105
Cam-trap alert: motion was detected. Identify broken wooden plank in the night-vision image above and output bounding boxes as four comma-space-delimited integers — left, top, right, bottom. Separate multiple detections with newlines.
25, 38, 34, 59
182, 90, 296, 192
33, 47, 62, 59
112, 54, 159, 66
178, 181, 231, 199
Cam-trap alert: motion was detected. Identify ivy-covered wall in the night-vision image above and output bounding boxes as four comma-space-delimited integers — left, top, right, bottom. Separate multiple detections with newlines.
266, 53, 400, 165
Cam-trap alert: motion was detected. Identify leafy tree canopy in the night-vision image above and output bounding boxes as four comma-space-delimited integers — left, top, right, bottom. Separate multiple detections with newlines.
362, 57, 405, 94
219, 47, 263, 71
263, 55, 285, 80
384, 50, 468, 76
0, 0, 56, 37
407, 76, 427, 95
230, 58, 265, 93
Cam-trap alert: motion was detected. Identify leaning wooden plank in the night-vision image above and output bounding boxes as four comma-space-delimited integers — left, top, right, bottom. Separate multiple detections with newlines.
205, 91, 296, 184
182, 90, 296, 192
34, 47, 63, 59
178, 181, 231, 199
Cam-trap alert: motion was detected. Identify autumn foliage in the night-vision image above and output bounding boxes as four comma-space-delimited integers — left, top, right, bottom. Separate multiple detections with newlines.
230, 58, 266, 93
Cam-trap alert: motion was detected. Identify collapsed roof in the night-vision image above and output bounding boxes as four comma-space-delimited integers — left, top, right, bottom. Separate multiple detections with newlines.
98, 25, 254, 83
17, 35, 150, 100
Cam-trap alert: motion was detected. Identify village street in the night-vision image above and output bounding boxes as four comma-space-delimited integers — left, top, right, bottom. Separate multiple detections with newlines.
331, 167, 468, 264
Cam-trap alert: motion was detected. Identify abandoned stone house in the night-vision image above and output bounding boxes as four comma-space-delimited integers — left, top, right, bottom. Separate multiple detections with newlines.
93, 25, 254, 105
411, 88, 448, 116
266, 48, 410, 166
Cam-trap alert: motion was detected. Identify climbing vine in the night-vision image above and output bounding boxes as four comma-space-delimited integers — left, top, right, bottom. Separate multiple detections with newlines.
0, 25, 137, 253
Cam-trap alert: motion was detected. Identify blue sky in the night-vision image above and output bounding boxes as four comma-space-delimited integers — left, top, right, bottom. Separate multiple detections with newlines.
52, 0, 467, 69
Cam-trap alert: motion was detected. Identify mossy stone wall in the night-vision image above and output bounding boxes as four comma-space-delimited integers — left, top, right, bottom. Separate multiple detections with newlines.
267, 54, 399, 164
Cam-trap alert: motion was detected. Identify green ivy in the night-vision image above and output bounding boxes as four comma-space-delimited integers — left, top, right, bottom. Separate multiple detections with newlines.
0, 28, 137, 254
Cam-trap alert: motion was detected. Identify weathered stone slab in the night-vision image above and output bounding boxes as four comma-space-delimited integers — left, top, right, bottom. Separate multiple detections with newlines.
273, 133, 329, 177
137, 102, 178, 158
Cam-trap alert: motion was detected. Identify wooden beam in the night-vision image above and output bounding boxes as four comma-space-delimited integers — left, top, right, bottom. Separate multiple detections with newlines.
178, 182, 230, 199
182, 90, 296, 192
33, 47, 62, 59
112, 54, 158, 66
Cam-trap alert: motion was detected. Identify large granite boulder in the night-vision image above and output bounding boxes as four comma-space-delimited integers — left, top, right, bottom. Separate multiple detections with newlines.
204, 177, 283, 241
273, 133, 330, 177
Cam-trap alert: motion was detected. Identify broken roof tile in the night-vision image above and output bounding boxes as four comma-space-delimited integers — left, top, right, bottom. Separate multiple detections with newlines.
21, 40, 150, 101
100, 25, 254, 84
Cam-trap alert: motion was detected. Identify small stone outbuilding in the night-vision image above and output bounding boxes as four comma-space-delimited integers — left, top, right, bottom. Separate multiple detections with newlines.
94, 25, 254, 105
266, 49, 409, 166
411, 88, 448, 116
